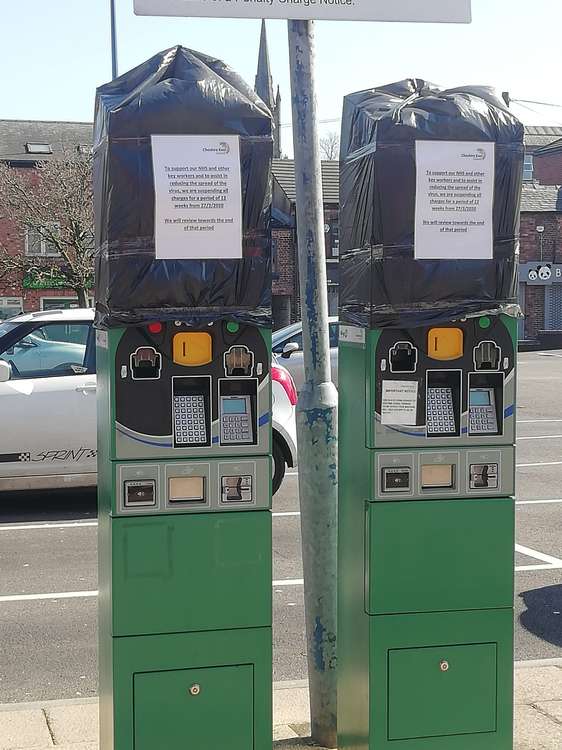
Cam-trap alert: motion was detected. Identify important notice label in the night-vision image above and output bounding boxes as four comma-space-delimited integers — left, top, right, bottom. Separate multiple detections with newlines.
381, 380, 418, 426
152, 134, 243, 260
414, 141, 495, 260
135, 0, 472, 23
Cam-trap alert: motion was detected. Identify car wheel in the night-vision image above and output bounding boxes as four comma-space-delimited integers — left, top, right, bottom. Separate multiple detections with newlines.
272, 436, 286, 495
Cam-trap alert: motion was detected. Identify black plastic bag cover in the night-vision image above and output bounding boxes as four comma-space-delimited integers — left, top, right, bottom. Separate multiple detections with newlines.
339, 79, 524, 329
94, 46, 273, 329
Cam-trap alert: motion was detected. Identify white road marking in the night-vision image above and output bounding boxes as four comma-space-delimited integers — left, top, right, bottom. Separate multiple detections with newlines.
0, 521, 97, 532
0, 591, 98, 603
0, 581, 306, 603
273, 579, 304, 587
515, 461, 562, 469
515, 544, 562, 572
515, 544, 562, 567
517, 461, 562, 468
518, 434, 562, 441
517, 498, 562, 505
517, 419, 562, 423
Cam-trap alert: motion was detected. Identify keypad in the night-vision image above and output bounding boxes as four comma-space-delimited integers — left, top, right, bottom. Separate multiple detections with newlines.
469, 405, 498, 435
221, 413, 252, 444
173, 394, 207, 446
426, 387, 456, 435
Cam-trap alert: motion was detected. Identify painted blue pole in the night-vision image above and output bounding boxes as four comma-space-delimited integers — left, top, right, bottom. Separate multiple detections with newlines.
287, 19, 338, 749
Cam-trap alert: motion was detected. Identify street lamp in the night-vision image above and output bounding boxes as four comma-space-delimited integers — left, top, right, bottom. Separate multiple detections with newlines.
110, 0, 118, 80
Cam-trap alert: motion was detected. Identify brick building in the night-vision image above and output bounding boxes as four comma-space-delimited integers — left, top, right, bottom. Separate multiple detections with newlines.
0, 120, 92, 319
519, 184, 562, 342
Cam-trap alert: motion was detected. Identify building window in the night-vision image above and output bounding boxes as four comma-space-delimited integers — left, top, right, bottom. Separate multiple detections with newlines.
40, 297, 80, 311
25, 226, 60, 257
25, 143, 53, 155
523, 154, 534, 182
324, 216, 340, 259
0, 297, 23, 321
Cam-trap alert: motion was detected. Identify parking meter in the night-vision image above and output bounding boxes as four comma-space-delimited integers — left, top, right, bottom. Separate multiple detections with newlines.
94, 47, 273, 750
337, 81, 524, 750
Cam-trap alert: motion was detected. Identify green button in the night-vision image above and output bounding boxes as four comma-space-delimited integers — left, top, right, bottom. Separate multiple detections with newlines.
226, 322, 240, 334
479, 317, 491, 329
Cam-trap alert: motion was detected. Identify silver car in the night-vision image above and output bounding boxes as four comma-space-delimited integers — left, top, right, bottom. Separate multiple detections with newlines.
272, 318, 339, 391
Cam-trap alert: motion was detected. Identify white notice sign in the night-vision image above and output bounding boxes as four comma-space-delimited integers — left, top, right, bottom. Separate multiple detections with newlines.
381, 380, 418, 426
414, 141, 495, 260
151, 134, 243, 260
135, 0, 472, 24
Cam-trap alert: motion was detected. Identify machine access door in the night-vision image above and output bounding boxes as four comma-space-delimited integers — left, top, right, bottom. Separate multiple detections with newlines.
388, 643, 497, 740
366, 498, 514, 615
134, 665, 253, 750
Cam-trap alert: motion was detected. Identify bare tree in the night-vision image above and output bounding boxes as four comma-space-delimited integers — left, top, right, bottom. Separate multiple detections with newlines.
0, 151, 94, 307
319, 131, 340, 161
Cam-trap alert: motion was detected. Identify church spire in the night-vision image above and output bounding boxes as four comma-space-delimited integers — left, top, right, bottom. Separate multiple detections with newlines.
255, 19, 275, 111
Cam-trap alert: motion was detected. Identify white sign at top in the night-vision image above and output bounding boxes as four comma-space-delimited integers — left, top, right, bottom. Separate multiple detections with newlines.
134, 0, 472, 24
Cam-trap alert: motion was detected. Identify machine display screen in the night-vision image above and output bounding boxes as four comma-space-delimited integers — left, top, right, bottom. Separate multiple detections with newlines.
470, 390, 491, 406
223, 398, 247, 414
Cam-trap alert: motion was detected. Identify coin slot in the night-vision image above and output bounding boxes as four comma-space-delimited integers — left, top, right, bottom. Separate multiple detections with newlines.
382, 467, 411, 493
124, 480, 156, 507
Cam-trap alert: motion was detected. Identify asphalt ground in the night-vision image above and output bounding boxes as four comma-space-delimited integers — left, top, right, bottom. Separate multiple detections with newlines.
0, 350, 561, 703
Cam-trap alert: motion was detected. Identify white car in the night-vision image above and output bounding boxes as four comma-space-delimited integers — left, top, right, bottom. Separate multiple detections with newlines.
272, 317, 339, 391
0, 309, 297, 495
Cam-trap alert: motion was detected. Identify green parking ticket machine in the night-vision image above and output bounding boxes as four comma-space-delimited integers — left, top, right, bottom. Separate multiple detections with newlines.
338, 81, 524, 750
94, 48, 274, 750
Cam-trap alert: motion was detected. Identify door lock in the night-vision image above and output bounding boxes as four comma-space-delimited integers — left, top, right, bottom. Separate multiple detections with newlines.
189, 683, 201, 696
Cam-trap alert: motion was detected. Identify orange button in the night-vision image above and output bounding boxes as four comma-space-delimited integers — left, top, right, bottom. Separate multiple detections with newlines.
173, 332, 212, 366
428, 328, 463, 361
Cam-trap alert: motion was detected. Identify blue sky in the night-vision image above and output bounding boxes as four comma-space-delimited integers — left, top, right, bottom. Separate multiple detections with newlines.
1, 0, 561, 154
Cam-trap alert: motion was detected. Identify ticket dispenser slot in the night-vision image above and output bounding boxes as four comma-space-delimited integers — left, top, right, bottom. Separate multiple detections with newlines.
172, 376, 212, 448
168, 476, 206, 504
469, 373, 503, 436
219, 379, 257, 446
426, 371, 461, 437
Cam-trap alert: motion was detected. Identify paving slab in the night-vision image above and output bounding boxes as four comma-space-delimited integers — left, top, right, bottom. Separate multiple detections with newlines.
514, 666, 562, 704
534, 700, 562, 724
515, 705, 562, 750
274, 725, 300, 741
43, 704, 98, 745
273, 741, 330, 750
0, 709, 53, 750
273, 681, 310, 726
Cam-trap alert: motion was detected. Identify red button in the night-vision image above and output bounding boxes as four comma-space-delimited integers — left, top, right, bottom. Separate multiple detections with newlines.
147, 322, 163, 334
